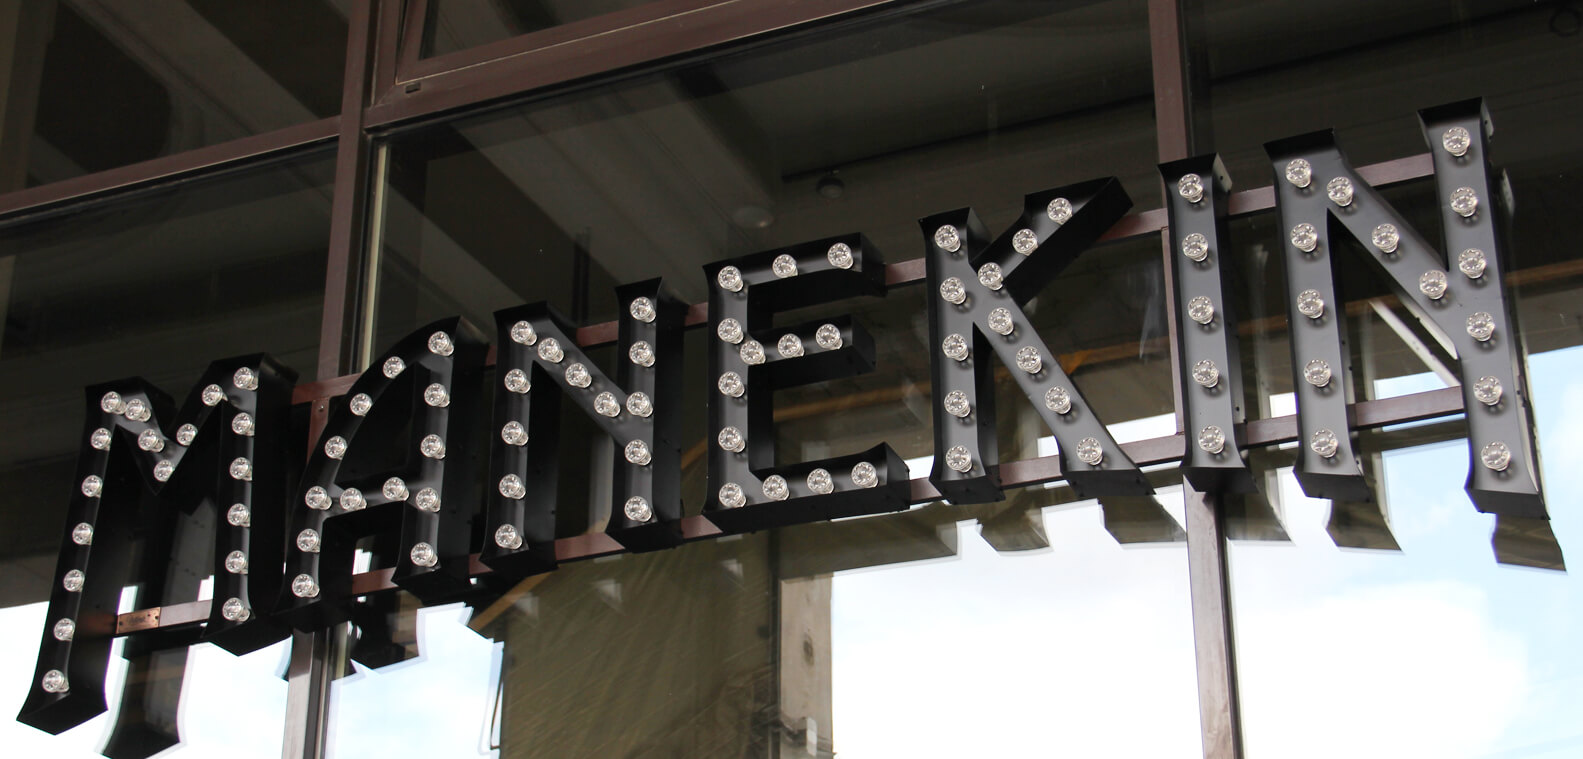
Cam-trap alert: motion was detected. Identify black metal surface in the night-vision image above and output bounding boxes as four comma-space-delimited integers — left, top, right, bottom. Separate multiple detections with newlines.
1264, 98, 1546, 517
701, 235, 910, 533
278, 317, 487, 630
1160, 156, 1254, 493
920, 177, 1153, 502
17, 355, 297, 737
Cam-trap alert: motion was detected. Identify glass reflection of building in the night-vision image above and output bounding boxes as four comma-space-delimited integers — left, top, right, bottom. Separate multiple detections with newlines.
0, 2, 1579, 758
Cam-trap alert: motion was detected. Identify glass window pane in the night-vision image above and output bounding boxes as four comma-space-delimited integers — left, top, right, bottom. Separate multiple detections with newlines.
0, 2, 346, 188
340, 1, 1202, 755
0, 150, 334, 756
421, 0, 665, 58
1203, 3, 1583, 755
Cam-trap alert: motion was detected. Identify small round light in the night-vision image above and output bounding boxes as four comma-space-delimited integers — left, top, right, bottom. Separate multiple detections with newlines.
1178, 173, 1205, 203
90, 428, 112, 450
305, 486, 331, 510
1047, 197, 1075, 224
100, 391, 125, 415
977, 263, 1004, 290
1044, 386, 1072, 414
718, 427, 745, 452
815, 323, 843, 350
41, 670, 68, 694
624, 440, 651, 465
630, 297, 657, 322
1473, 376, 1503, 406
1198, 426, 1226, 454
594, 392, 621, 417
324, 436, 347, 460
296, 529, 321, 553
1458, 248, 1488, 279
427, 332, 454, 356
1285, 158, 1312, 188
1466, 311, 1496, 342
762, 475, 790, 501
739, 340, 766, 365
771, 255, 798, 278
942, 334, 969, 361
828, 242, 854, 269
806, 469, 834, 495
410, 543, 438, 567
510, 321, 537, 345
777, 334, 804, 358
420, 434, 446, 459
1304, 359, 1332, 387
499, 475, 526, 499
382, 357, 405, 378
505, 369, 531, 393
227, 503, 251, 526
53, 618, 74, 641
1419, 270, 1449, 300
564, 363, 592, 388
717, 266, 744, 292
1187, 296, 1215, 325
291, 574, 319, 598
201, 384, 227, 406
988, 308, 1014, 335
154, 460, 175, 482
945, 445, 972, 473
717, 319, 744, 344
340, 487, 366, 511
851, 462, 879, 488
1012, 229, 1039, 255
221, 598, 249, 622
1075, 437, 1104, 466
1015, 346, 1042, 374
1371, 223, 1400, 254
1310, 429, 1340, 458
63, 570, 85, 592
934, 225, 962, 253
494, 524, 523, 549
383, 477, 409, 501
1442, 126, 1471, 157
943, 391, 971, 418
423, 383, 450, 407
719, 482, 747, 508
176, 424, 197, 446
233, 367, 260, 390
124, 398, 151, 422
719, 372, 745, 397
71, 523, 93, 545
1182, 233, 1209, 262
1326, 177, 1354, 206
1192, 359, 1220, 388
224, 550, 248, 574
1290, 223, 1319, 253
414, 488, 440, 512
1296, 289, 1325, 320
138, 429, 165, 452
231, 413, 254, 437
537, 338, 564, 363
624, 496, 653, 522
1450, 186, 1479, 218
350, 393, 373, 415
1481, 441, 1512, 471
626, 392, 654, 417
939, 277, 967, 305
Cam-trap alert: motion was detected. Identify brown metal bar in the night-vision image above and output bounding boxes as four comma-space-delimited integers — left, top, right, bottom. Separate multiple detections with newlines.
372, 0, 407, 99
1183, 484, 1244, 759
364, 0, 930, 129
1149, 0, 1193, 162
395, 0, 429, 83
317, 0, 383, 382
0, 117, 339, 226
113, 384, 1466, 632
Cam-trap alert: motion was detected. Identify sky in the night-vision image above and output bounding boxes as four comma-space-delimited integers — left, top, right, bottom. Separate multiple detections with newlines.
3, 347, 1580, 758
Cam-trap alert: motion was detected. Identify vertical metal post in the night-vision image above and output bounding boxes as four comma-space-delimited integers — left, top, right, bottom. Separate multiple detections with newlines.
1150, 1, 1244, 757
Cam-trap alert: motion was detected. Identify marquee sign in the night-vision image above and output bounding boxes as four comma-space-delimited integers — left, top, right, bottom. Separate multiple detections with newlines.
18, 100, 1554, 754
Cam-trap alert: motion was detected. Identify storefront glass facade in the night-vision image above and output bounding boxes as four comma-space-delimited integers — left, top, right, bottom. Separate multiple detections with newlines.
0, 1, 1579, 757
